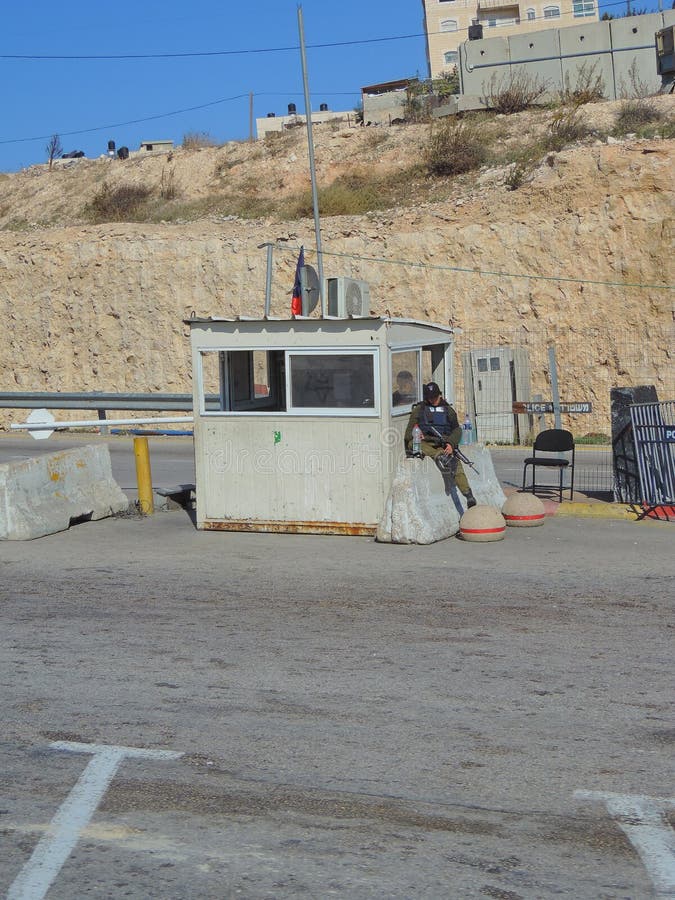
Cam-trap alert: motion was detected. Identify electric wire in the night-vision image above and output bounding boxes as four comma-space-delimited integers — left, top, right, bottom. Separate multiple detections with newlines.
274, 244, 675, 292
0, 94, 250, 145
0, 0, 661, 147
0, 0, 648, 61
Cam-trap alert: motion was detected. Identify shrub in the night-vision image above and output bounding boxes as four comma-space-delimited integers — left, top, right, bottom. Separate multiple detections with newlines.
182, 131, 217, 150
612, 99, 663, 135
559, 61, 606, 105
86, 183, 153, 222
263, 129, 297, 156
159, 166, 179, 200
404, 80, 433, 123
545, 106, 589, 151
425, 120, 487, 176
504, 160, 531, 191
483, 70, 548, 114
619, 59, 653, 100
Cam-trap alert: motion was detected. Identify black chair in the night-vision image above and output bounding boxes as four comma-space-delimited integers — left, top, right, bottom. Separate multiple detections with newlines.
522, 429, 575, 502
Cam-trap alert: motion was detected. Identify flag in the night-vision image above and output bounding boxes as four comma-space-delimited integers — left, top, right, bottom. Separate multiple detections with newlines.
291, 246, 304, 316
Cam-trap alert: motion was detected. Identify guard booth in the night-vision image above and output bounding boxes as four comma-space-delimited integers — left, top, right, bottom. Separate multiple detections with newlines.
187, 316, 456, 535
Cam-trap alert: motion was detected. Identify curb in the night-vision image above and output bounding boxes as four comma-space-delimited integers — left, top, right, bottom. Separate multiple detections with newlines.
554, 501, 674, 523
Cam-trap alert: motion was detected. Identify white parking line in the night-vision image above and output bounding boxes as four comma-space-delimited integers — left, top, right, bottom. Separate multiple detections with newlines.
575, 790, 675, 897
8, 741, 183, 900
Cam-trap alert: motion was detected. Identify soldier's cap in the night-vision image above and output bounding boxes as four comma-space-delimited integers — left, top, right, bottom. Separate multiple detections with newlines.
423, 382, 441, 401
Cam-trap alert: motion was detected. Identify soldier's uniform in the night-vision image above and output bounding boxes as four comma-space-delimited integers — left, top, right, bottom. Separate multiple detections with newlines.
405, 383, 476, 506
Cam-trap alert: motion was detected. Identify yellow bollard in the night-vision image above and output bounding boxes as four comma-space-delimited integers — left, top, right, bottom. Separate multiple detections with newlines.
133, 436, 154, 515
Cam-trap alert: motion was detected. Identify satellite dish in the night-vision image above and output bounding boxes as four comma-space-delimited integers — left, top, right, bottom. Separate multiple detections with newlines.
301, 265, 320, 316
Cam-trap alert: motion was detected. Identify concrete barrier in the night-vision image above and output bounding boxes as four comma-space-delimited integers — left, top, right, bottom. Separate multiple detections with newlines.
377, 444, 506, 544
0, 444, 129, 540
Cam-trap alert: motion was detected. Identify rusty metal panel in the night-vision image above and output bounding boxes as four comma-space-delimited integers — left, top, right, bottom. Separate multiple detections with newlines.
202, 520, 377, 536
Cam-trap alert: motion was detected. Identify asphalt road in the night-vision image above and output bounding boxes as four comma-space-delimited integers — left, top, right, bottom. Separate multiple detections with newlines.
1, 511, 673, 898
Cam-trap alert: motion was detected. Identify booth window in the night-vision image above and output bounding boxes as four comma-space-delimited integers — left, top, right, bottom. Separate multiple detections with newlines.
288, 352, 376, 413
391, 346, 447, 414
392, 350, 419, 408
199, 349, 285, 413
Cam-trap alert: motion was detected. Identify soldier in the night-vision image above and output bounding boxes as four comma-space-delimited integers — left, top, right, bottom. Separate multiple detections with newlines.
405, 381, 477, 508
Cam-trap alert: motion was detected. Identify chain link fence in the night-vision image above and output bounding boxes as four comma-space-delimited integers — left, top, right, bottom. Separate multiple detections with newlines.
453, 322, 675, 494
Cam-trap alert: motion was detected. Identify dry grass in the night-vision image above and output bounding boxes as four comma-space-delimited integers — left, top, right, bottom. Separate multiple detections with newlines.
85, 183, 153, 222
425, 120, 487, 176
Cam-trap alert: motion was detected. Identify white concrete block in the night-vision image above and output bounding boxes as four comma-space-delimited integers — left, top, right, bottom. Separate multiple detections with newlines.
0, 444, 129, 540
377, 444, 506, 544
460, 444, 507, 509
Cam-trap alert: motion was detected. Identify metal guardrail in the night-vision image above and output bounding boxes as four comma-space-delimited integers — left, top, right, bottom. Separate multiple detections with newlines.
0, 392, 195, 412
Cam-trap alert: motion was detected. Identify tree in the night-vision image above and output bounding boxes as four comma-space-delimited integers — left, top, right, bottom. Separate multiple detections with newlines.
45, 134, 62, 170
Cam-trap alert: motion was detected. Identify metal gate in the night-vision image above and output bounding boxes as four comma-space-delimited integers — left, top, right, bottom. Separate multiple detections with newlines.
630, 400, 675, 511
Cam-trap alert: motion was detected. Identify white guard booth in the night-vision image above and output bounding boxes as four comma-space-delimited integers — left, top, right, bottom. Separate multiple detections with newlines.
187, 316, 455, 535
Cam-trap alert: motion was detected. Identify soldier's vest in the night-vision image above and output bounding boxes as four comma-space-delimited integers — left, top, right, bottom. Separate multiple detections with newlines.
419, 402, 454, 440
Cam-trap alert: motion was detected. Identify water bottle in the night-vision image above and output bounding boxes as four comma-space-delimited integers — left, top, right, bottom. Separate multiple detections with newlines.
462, 415, 474, 445
412, 424, 423, 457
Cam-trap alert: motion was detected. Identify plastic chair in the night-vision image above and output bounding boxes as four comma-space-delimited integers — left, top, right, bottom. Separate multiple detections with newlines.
522, 429, 575, 501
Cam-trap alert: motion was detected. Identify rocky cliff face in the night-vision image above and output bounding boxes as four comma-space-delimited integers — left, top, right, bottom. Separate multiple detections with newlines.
0, 101, 672, 432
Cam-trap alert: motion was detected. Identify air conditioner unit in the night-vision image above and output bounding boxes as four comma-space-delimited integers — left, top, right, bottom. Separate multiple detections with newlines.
326, 277, 371, 317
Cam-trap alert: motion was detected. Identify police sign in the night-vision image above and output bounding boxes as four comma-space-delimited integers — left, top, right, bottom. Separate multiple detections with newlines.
512, 401, 592, 414
638, 425, 675, 443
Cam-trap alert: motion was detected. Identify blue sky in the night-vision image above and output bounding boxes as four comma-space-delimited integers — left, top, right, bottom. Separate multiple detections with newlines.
0, 0, 664, 172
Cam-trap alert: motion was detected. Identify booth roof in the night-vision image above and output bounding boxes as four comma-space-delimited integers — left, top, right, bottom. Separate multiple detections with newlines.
183, 315, 457, 333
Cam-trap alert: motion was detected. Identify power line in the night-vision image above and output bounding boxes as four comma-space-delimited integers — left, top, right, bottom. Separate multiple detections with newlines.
0, 1, 637, 62
0, 33, 424, 61
0, 94, 249, 145
275, 244, 675, 292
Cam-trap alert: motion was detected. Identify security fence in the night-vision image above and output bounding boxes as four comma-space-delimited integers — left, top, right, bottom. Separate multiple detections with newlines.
453, 323, 675, 494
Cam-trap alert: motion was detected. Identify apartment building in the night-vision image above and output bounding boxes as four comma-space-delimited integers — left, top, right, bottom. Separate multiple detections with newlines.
422, 0, 598, 77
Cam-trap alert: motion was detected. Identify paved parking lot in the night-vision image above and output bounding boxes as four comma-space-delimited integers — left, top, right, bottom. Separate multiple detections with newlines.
2, 511, 674, 898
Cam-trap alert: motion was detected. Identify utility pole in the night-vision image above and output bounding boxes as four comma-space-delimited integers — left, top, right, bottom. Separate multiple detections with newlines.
249, 92, 254, 142
297, 5, 325, 316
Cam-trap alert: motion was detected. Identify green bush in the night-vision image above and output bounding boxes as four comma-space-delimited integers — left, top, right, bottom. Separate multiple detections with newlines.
425, 120, 487, 176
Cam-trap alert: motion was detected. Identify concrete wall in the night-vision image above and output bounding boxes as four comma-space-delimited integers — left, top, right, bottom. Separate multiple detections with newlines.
256, 110, 353, 139
460, 10, 675, 100
362, 89, 408, 126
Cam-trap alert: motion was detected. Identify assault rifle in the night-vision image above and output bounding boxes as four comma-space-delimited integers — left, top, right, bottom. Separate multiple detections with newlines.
429, 426, 480, 475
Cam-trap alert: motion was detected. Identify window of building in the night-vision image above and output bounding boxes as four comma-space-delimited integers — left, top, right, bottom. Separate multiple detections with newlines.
573, 0, 594, 15
487, 17, 497, 27
526, 7, 536, 18
443, 50, 459, 65
441, 18, 458, 31
543, 5, 560, 16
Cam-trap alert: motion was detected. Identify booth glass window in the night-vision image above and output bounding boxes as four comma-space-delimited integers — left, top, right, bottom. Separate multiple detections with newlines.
288, 352, 376, 413
391, 345, 448, 414
199, 349, 285, 413
392, 351, 419, 408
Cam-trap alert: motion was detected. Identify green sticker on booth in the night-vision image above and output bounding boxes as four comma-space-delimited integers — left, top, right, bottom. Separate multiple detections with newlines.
274, 431, 282, 444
